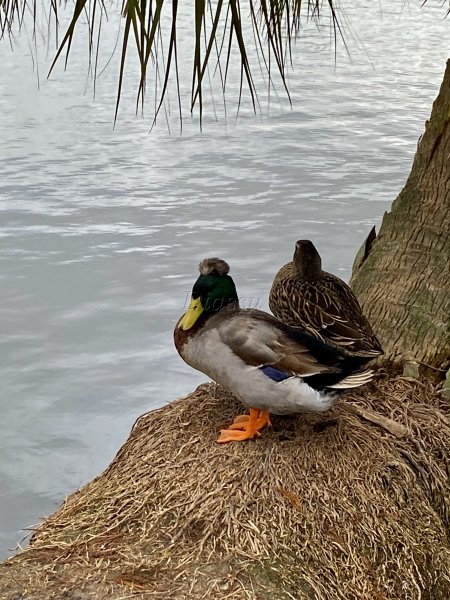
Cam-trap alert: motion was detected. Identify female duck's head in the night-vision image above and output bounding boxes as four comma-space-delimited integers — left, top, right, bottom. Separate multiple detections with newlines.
293, 239, 322, 280
178, 258, 239, 330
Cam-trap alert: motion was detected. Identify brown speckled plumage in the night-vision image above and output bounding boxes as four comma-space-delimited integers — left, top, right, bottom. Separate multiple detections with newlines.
269, 240, 383, 362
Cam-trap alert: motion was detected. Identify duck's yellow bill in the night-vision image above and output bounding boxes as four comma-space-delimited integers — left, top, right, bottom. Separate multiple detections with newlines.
178, 297, 204, 330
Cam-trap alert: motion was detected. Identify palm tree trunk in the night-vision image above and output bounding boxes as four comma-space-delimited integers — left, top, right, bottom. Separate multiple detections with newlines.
351, 59, 450, 378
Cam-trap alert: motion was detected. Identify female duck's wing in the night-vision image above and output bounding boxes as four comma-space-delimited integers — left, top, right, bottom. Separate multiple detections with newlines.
218, 310, 342, 378
318, 277, 383, 354
271, 276, 382, 357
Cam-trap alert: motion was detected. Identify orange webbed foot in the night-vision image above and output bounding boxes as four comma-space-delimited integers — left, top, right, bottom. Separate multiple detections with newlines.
232, 414, 250, 424
217, 408, 272, 443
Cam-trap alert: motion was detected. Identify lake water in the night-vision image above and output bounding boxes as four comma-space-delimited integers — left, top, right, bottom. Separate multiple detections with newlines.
0, 2, 449, 559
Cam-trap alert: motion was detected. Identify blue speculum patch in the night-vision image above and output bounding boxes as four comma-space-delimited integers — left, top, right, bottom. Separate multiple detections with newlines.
260, 365, 292, 383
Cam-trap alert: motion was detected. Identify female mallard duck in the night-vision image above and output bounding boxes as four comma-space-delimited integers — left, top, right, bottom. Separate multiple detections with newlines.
174, 257, 374, 443
269, 240, 383, 364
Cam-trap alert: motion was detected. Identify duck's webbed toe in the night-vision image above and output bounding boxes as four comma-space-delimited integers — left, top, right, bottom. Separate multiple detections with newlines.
217, 408, 272, 443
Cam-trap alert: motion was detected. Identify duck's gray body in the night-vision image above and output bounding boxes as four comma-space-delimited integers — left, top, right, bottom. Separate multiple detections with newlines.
176, 308, 371, 416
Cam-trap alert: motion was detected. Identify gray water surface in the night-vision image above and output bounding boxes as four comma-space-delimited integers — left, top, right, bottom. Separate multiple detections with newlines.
1, 2, 449, 558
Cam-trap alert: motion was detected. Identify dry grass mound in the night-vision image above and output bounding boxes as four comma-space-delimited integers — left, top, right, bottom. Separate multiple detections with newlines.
1, 372, 449, 599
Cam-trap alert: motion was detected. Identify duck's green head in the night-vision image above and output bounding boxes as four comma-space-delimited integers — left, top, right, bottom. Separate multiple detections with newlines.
178, 258, 239, 330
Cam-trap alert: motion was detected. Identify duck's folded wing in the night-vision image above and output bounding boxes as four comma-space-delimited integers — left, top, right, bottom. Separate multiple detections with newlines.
277, 280, 382, 355
219, 312, 340, 378
309, 283, 383, 355
304, 285, 365, 340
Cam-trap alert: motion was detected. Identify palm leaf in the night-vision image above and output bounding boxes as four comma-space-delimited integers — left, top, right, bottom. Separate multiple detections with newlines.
1, 0, 447, 124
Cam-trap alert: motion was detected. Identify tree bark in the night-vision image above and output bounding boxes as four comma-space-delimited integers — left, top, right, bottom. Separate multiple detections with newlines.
351, 59, 450, 377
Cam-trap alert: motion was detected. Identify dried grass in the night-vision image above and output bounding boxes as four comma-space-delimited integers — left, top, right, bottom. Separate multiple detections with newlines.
1, 371, 449, 599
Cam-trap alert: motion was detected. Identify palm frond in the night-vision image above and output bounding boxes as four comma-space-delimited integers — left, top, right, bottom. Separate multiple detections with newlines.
1, 0, 447, 125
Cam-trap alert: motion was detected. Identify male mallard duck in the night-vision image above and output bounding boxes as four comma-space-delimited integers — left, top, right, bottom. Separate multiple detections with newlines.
269, 240, 383, 364
174, 257, 374, 443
